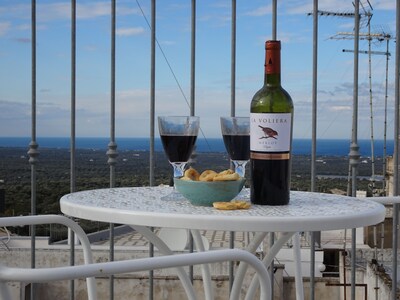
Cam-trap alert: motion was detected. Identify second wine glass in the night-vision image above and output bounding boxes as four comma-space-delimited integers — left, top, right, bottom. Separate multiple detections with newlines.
220, 117, 250, 178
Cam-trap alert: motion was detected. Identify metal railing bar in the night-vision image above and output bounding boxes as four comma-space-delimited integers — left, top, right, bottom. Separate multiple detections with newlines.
391, 1, 400, 299
310, 0, 318, 299
106, 0, 118, 299
269, 2, 277, 297
229, 0, 237, 292
69, 0, 77, 299
190, 0, 196, 117
230, 0, 236, 117
149, 0, 156, 298
149, 0, 155, 187
29, 0, 39, 299
311, 0, 318, 194
70, 0, 76, 197
107, 0, 117, 163
383, 38, 390, 192
272, 0, 277, 40
188, 0, 196, 284
351, 1, 361, 299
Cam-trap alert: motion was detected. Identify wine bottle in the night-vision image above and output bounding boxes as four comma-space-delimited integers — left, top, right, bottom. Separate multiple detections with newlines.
250, 40, 294, 205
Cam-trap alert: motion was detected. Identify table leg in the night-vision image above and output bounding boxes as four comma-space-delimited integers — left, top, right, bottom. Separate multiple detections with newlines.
292, 232, 304, 300
129, 225, 197, 300
229, 232, 268, 300
191, 230, 213, 300
244, 232, 295, 300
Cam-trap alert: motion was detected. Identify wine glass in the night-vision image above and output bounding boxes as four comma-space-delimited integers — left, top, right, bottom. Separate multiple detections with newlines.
220, 117, 250, 178
158, 115, 200, 180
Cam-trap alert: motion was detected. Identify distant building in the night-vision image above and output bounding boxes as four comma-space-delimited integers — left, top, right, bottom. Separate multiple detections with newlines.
385, 156, 394, 196
365, 157, 398, 249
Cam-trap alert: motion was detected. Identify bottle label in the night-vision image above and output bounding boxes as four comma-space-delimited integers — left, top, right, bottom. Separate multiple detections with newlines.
250, 113, 292, 152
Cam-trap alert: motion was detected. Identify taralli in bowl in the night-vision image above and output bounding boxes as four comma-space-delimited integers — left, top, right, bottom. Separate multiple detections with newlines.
182, 168, 200, 181
213, 170, 240, 181
174, 168, 245, 206
199, 170, 218, 182
181, 168, 240, 182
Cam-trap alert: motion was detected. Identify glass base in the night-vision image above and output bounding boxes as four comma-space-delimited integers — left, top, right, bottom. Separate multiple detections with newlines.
233, 188, 250, 201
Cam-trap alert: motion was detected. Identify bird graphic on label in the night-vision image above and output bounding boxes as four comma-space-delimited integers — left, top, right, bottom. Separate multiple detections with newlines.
258, 125, 278, 140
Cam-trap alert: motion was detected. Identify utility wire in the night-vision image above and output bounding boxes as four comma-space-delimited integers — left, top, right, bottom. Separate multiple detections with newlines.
136, 0, 212, 151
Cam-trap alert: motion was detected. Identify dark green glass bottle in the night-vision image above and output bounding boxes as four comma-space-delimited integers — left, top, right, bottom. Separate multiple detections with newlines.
250, 40, 294, 205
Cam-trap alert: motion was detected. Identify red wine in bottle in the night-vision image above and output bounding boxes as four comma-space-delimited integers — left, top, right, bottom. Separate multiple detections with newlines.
250, 40, 294, 205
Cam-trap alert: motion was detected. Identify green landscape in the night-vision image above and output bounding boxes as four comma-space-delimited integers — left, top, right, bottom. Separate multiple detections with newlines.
0, 147, 384, 237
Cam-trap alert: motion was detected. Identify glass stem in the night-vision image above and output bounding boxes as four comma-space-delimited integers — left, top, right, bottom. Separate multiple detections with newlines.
232, 160, 248, 178
172, 162, 187, 178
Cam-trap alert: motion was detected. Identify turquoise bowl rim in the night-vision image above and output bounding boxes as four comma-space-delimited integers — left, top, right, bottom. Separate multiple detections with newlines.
174, 177, 246, 206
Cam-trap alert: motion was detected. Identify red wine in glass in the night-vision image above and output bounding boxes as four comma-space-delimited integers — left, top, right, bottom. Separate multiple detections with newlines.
222, 134, 250, 161
160, 135, 197, 163
220, 117, 250, 178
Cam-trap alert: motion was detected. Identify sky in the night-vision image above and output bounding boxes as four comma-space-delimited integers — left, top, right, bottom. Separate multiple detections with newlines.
0, 0, 397, 141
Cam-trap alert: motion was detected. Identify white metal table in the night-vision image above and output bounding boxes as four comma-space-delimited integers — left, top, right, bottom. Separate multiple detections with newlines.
60, 187, 385, 300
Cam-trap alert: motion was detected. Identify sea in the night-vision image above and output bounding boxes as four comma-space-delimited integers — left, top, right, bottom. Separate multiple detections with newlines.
0, 137, 394, 157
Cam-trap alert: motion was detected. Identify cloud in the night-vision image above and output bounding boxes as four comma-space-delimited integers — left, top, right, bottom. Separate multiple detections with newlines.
245, 5, 272, 17
0, 22, 10, 36
330, 105, 352, 111
116, 27, 145, 37
374, 0, 396, 10
0, 2, 139, 22
245, 1, 356, 17
16, 24, 30, 31
75, 2, 139, 20
0, 100, 30, 136
116, 89, 150, 117
13, 37, 31, 44
160, 40, 176, 46
243, 0, 388, 17
84, 45, 98, 52
0, 100, 30, 119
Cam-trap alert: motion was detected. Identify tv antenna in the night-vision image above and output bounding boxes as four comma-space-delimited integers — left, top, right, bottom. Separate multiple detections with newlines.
311, 1, 393, 195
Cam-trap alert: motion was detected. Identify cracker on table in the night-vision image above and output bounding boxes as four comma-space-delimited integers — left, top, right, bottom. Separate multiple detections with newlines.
213, 200, 251, 210
231, 200, 251, 209
213, 202, 237, 210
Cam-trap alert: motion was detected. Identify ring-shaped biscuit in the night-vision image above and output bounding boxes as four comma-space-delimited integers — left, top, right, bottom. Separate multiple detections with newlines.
184, 167, 200, 181
218, 169, 234, 176
199, 170, 217, 181
213, 170, 240, 181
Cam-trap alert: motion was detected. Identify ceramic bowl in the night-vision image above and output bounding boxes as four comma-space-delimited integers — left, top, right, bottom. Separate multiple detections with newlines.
174, 177, 245, 206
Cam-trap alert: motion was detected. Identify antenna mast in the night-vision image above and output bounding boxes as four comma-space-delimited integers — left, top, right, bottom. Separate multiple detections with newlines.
312, 2, 393, 196
330, 6, 393, 196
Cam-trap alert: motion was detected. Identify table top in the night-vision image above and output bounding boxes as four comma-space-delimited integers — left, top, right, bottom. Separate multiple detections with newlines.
60, 187, 385, 232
